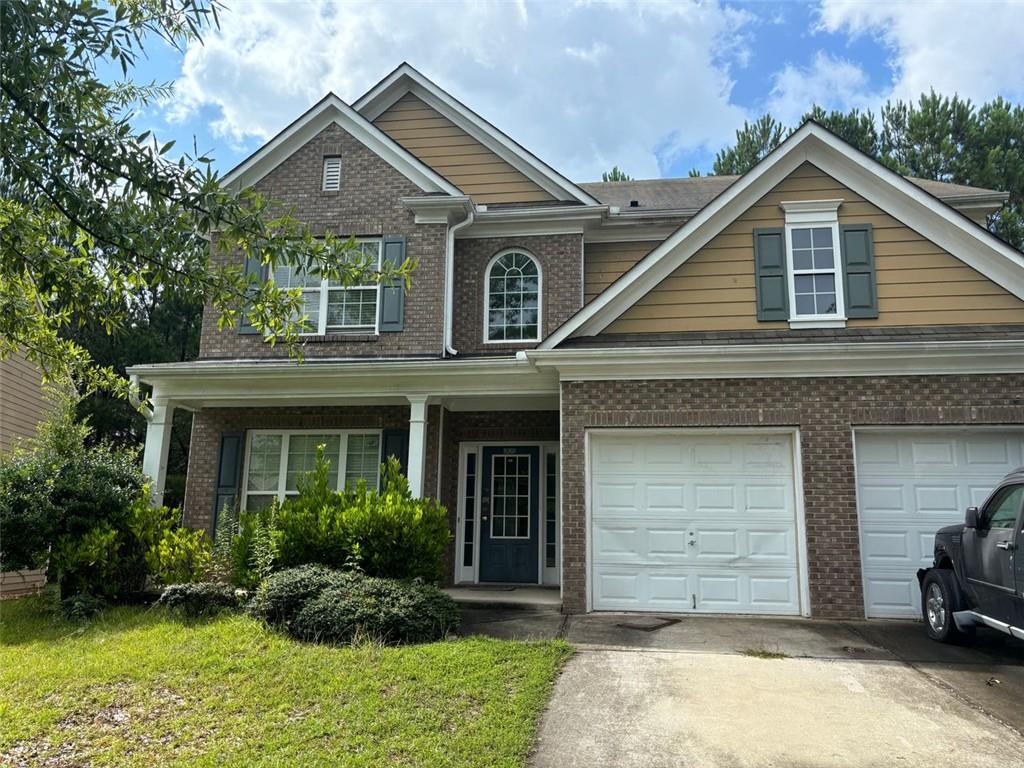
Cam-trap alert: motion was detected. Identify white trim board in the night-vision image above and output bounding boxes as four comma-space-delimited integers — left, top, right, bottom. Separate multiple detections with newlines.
221, 93, 461, 195
354, 63, 599, 205
541, 122, 1024, 348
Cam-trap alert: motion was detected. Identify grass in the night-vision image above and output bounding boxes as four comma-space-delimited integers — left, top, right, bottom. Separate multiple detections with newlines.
739, 647, 789, 660
0, 595, 572, 768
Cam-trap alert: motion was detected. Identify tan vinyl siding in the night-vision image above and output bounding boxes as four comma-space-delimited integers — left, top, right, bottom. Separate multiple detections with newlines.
584, 241, 659, 302
373, 94, 556, 205
603, 162, 1024, 335
0, 352, 51, 454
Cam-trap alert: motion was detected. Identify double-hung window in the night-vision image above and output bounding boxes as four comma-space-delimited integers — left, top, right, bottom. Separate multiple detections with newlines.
242, 430, 382, 511
272, 240, 381, 335
780, 200, 845, 328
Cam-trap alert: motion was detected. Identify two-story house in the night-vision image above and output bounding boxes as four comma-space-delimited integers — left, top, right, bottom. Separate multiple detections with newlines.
129, 64, 1024, 620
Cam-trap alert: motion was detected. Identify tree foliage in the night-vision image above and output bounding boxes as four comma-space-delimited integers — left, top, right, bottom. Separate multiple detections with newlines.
709, 92, 1023, 250
602, 166, 633, 182
0, 0, 415, 397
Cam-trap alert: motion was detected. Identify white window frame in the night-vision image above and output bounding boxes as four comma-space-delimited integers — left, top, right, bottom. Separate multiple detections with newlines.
780, 200, 846, 329
240, 428, 383, 511
483, 248, 543, 344
273, 239, 381, 336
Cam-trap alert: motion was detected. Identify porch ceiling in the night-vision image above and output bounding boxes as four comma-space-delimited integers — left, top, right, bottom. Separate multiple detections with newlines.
126, 357, 559, 410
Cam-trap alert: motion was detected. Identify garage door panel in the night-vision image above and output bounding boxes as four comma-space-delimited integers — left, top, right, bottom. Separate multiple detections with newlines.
590, 432, 801, 615
856, 429, 1024, 618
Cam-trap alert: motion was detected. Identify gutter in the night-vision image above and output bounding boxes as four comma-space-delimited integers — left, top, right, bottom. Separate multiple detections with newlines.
445, 206, 474, 356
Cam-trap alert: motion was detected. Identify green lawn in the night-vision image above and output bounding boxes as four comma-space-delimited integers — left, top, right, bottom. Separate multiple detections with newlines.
0, 596, 571, 767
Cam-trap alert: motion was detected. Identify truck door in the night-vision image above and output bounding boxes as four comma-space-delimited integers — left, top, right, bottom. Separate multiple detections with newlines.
962, 483, 1022, 623
1015, 499, 1024, 629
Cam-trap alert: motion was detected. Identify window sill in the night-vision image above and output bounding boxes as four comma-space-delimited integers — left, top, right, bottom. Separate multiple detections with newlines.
788, 318, 847, 329
299, 333, 379, 343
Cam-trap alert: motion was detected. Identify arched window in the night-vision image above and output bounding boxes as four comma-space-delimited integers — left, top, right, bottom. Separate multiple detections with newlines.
485, 250, 541, 342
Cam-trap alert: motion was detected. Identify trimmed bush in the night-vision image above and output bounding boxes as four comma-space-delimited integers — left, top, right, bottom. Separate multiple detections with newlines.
158, 582, 239, 617
274, 456, 450, 582
290, 575, 460, 645
248, 564, 356, 627
60, 592, 107, 620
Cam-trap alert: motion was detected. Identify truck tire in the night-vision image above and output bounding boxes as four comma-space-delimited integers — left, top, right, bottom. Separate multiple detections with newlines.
921, 569, 972, 644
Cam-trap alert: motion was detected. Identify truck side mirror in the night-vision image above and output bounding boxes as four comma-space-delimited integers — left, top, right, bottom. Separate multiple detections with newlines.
965, 506, 980, 529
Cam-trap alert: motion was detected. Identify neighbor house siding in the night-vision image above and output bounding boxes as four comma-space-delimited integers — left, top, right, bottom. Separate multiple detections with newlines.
0, 352, 51, 454
602, 162, 1024, 334
373, 93, 556, 205
559, 374, 1024, 619
583, 240, 659, 303
198, 123, 448, 360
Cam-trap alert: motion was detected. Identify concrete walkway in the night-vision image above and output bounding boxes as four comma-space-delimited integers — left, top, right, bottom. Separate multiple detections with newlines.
461, 610, 1024, 768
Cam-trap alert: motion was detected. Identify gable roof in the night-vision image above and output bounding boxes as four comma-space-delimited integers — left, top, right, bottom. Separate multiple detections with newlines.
541, 121, 1024, 349
581, 175, 1008, 214
354, 63, 600, 206
221, 92, 462, 195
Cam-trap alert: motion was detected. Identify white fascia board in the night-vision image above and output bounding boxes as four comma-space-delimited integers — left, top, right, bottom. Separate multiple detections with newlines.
540, 122, 1024, 349
128, 357, 558, 407
401, 195, 473, 224
354, 64, 600, 206
462, 205, 608, 238
526, 339, 1024, 381
221, 94, 461, 195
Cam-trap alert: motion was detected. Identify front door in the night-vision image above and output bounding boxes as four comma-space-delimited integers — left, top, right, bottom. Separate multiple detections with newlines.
963, 483, 1023, 621
479, 446, 540, 583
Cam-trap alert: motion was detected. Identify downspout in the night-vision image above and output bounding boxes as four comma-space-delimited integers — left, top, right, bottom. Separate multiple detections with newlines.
444, 206, 474, 357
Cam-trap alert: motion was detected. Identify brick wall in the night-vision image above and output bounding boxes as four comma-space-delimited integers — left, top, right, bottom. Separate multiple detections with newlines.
183, 404, 442, 532
452, 234, 583, 355
438, 409, 560, 582
199, 123, 448, 360
560, 375, 1024, 618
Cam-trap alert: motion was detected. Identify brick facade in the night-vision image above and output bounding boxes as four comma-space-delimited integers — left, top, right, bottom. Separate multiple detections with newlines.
452, 234, 583, 355
183, 404, 442, 532
559, 374, 1024, 618
198, 123, 448, 360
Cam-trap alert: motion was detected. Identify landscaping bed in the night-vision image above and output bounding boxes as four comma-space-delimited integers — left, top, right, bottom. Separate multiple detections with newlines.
0, 597, 571, 767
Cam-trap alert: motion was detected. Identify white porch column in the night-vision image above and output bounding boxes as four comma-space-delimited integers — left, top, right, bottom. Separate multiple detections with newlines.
406, 395, 429, 498
142, 400, 174, 507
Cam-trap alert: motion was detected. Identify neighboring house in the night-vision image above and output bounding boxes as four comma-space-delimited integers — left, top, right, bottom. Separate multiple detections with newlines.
128, 63, 1024, 621
0, 352, 52, 454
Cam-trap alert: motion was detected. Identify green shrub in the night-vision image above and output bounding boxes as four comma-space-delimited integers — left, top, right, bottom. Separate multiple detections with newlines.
158, 582, 239, 617
274, 455, 450, 582
0, 392, 208, 598
60, 592, 108, 620
290, 575, 460, 645
248, 564, 357, 627
230, 501, 281, 588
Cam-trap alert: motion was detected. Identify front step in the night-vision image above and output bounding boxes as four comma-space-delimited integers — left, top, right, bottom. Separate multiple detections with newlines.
444, 586, 562, 612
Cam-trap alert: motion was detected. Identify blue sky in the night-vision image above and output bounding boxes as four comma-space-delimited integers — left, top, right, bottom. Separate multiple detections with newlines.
119, 0, 1024, 182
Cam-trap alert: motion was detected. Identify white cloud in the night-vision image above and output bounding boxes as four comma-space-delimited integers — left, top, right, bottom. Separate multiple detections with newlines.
817, 0, 1024, 105
766, 51, 882, 126
166, 0, 754, 181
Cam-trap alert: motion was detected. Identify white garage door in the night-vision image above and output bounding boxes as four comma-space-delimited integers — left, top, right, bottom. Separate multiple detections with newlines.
589, 432, 802, 614
856, 429, 1024, 618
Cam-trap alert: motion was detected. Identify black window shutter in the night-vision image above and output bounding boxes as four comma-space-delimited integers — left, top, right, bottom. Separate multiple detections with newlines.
381, 428, 410, 477
238, 255, 265, 335
840, 223, 878, 319
213, 431, 245, 532
753, 227, 789, 322
378, 235, 406, 332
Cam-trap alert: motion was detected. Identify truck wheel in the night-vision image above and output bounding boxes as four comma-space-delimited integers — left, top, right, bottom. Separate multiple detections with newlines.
921, 569, 971, 644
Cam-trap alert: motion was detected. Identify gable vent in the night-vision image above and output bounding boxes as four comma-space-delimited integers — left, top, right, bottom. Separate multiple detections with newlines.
322, 156, 342, 191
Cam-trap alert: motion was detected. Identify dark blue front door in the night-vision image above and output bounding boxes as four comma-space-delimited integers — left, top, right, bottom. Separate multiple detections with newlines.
479, 446, 540, 583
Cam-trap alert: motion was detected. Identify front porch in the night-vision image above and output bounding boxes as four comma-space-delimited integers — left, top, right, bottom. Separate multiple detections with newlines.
128, 356, 562, 591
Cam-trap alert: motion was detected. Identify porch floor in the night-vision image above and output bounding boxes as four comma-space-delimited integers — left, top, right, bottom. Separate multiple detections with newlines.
443, 586, 562, 611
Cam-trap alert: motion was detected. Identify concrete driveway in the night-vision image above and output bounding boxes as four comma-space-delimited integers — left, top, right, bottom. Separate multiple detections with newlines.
460, 608, 1024, 768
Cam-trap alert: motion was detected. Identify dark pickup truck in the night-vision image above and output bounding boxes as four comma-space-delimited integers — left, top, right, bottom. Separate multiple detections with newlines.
918, 467, 1024, 643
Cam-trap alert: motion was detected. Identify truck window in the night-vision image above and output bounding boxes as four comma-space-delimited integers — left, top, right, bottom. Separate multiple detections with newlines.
983, 484, 1024, 530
